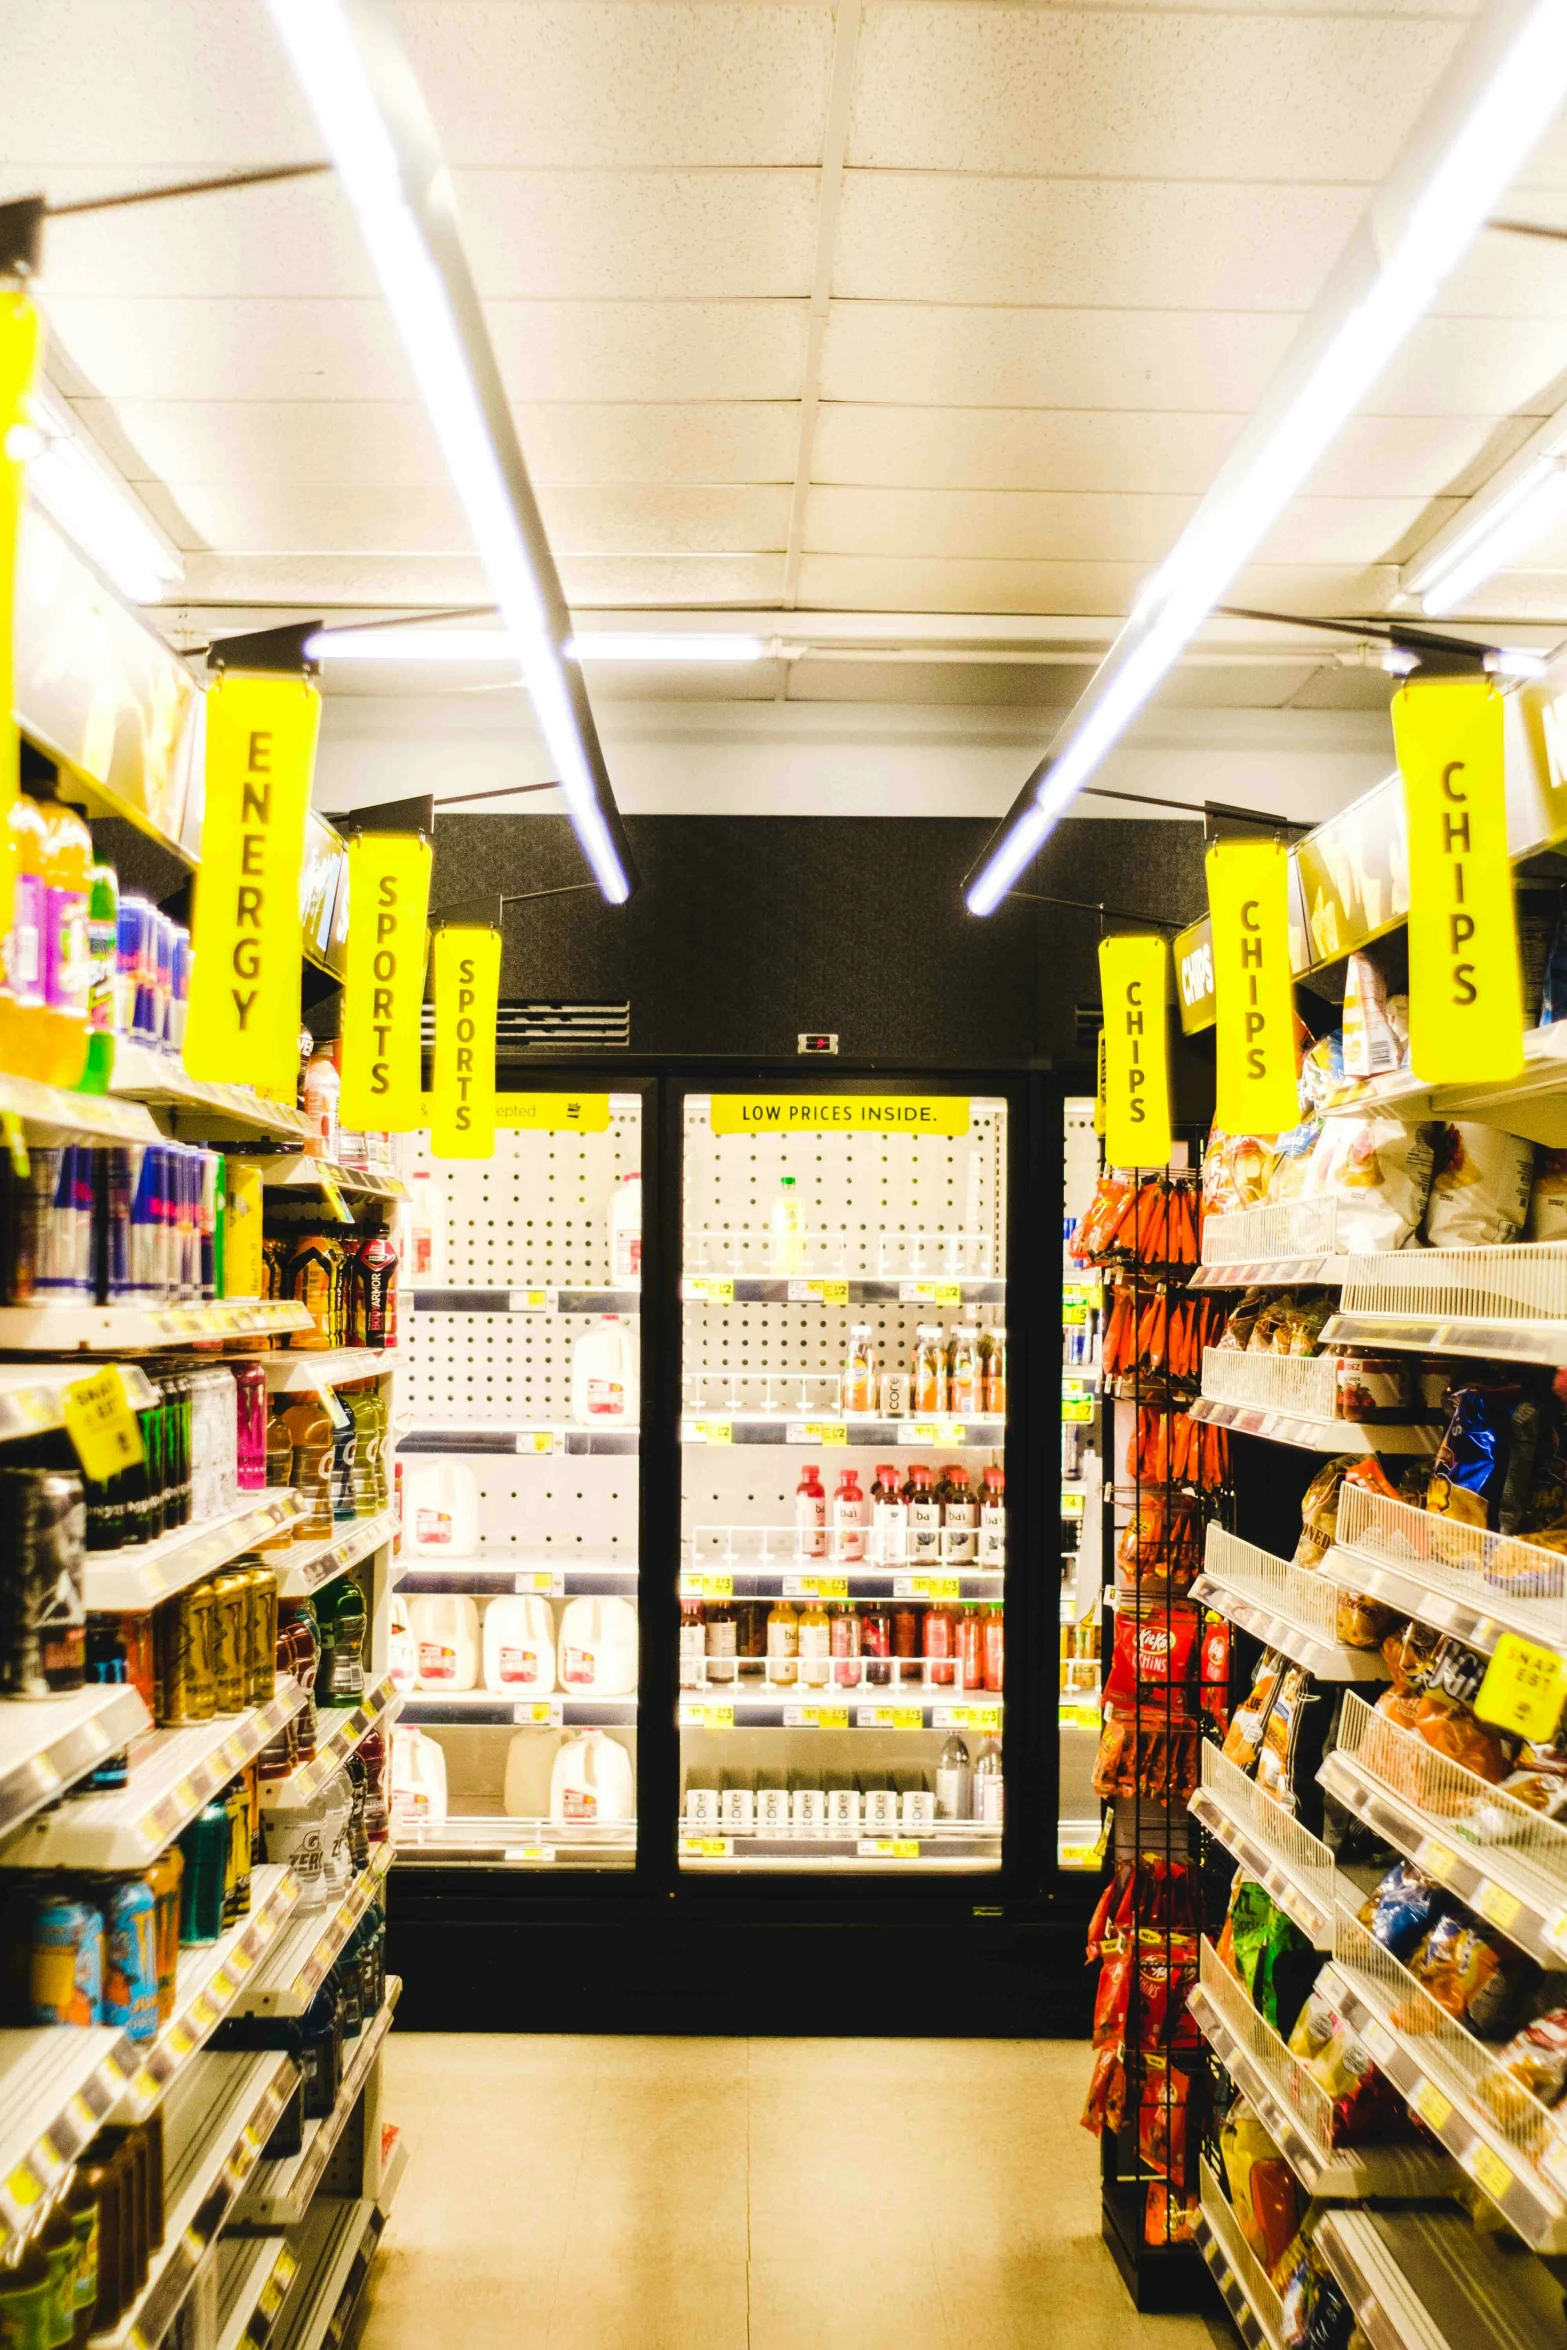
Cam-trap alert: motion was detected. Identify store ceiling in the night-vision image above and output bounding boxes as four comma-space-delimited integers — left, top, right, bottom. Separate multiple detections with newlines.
6, 0, 1567, 716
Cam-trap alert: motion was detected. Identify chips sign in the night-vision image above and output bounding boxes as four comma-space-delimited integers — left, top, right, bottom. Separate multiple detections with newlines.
185, 674, 319, 1097
1395, 675, 1523, 1086
710, 1096, 970, 1137
1206, 837, 1298, 1136
1097, 936, 1172, 1168
430, 924, 500, 1159
340, 831, 432, 1132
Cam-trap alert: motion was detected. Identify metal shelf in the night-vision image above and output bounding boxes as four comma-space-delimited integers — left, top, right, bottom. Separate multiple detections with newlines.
0, 1300, 311, 1353
114, 1867, 302, 2121
680, 1415, 1005, 1449
1314, 2204, 1567, 2350
1192, 1526, 1390, 1684
679, 1566, 1002, 1603
678, 1691, 1001, 1731
214, 2232, 298, 2350
397, 1424, 639, 1457
255, 1158, 407, 1204
270, 1510, 398, 1601
82, 1493, 303, 1613
1195, 2157, 1286, 2350
399, 1692, 636, 1728
259, 1678, 400, 1814
106, 1039, 315, 1145
236, 1845, 394, 2019
0, 1684, 151, 1842
0, 1361, 159, 1448
0, 1068, 159, 1146
394, 1560, 638, 1597
0, 2025, 134, 2250
91, 2048, 299, 2350
260, 1353, 397, 1394
1326, 1482, 1567, 1658
0, 1682, 305, 1871
1189, 1744, 1340, 1948
234, 1983, 400, 2228
411, 1286, 640, 1316
267, 2198, 383, 2350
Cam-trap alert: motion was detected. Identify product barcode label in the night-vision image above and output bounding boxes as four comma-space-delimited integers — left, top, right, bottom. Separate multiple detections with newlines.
512, 1700, 563, 1727
508, 1289, 554, 1312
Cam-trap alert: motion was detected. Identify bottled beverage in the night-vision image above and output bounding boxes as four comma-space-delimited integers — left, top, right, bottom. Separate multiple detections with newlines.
36, 777, 92, 1088
794, 1464, 826, 1561
80, 857, 120, 1095
983, 1603, 1005, 1692
765, 1597, 798, 1688
978, 1466, 1006, 1567
704, 1598, 737, 1686
911, 1326, 944, 1415
946, 1314, 980, 1417
938, 1464, 978, 1564
842, 1324, 876, 1415
892, 1600, 922, 1686
679, 1598, 706, 1688
870, 1464, 907, 1566
935, 1732, 972, 1820
610, 1171, 642, 1282
830, 1602, 861, 1690
862, 1600, 892, 1687
981, 1323, 1007, 1416
956, 1602, 985, 1692
303, 1046, 341, 1162
770, 1174, 804, 1273
0, 787, 49, 1078
922, 1600, 955, 1688
904, 1465, 941, 1564
831, 1467, 867, 1561
797, 1598, 830, 1688
974, 1736, 1004, 1825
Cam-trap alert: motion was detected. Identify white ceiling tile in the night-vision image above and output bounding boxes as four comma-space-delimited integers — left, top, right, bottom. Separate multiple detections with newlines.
401, 2, 836, 166
849, 7, 1460, 179
454, 169, 819, 300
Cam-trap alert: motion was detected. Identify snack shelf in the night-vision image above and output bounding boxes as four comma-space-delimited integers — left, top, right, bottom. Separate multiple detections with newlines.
681, 1277, 1005, 1306
268, 1509, 399, 1601
213, 2232, 297, 2350
0, 1684, 151, 1842
0, 2025, 134, 2250
266, 2197, 383, 2350
259, 1353, 397, 1394
1195, 2156, 1287, 2350
106, 1040, 315, 1145
1313, 2204, 1567, 2350
1186, 1938, 1454, 2200
91, 2048, 299, 2350
1328, 1020, 1567, 1150
233, 1981, 400, 2228
398, 1692, 637, 1728
1327, 1911, 1567, 2252
114, 1867, 302, 2120
0, 1683, 306, 1871
1189, 1743, 1340, 1948
1192, 1527, 1392, 1684
396, 1424, 638, 1458
411, 1286, 641, 1316
258, 1677, 400, 1814
0, 1361, 159, 1447
1319, 1692, 1567, 1972
1189, 1394, 1437, 1458
0, 1301, 311, 1352
677, 1828, 1001, 1870
678, 1692, 1002, 1731
0, 1069, 159, 1146
391, 1815, 635, 1868
678, 1567, 1003, 1603
394, 1560, 638, 1597
83, 1493, 303, 1613
254, 1157, 407, 1204
1327, 1483, 1567, 1658
679, 1415, 1005, 1449
236, 1844, 393, 2018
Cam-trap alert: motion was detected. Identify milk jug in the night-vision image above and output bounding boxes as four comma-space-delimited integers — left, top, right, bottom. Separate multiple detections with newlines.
557, 1596, 638, 1695
483, 1596, 557, 1694
548, 1730, 634, 1827
390, 1727, 448, 1834
410, 1594, 479, 1691
402, 1459, 480, 1557
570, 1316, 638, 1425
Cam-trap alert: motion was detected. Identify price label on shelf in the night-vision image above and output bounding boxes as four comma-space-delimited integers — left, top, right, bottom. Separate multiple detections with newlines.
1466, 2143, 1515, 2207
679, 1701, 734, 1730
1476, 1880, 1523, 1935
1477, 1633, 1567, 1742
1409, 2078, 1452, 2133
679, 1837, 733, 1858
683, 1574, 734, 1601
687, 1278, 734, 1304
857, 1839, 920, 1858
786, 1421, 848, 1447
61, 1366, 147, 1484
515, 1569, 565, 1596
512, 1701, 564, 1728
515, 1430, 558, 1454
689, 1421, 733, 1446
508, 1289, 554, 1312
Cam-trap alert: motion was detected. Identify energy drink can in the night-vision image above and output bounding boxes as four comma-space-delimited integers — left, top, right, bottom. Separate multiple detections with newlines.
31, 1895, 104, 2027
210, 1574, 249, 1713
102, 1879, 159, 2042
0, 1466, 86, 1696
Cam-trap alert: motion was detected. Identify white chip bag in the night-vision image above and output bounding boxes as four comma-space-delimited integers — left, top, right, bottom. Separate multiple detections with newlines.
1425, 1123, 1534, 1249
1300, 1115, 1435, 1253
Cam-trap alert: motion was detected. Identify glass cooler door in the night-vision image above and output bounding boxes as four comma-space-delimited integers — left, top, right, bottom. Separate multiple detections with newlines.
392, 1090, 644, 1868
676, 1089, 1009, 1876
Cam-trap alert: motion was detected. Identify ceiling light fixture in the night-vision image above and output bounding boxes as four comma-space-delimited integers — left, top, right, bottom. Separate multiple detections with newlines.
963, 0, 1567, 917
13, 385, 183, 606
261, 0, 636, 904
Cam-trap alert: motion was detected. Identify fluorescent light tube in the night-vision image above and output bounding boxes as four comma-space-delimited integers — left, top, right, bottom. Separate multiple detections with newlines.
15, 387, 183, 607
964, 0, 1567, 917
262, 0, 635, 905
306, 627, 767, 665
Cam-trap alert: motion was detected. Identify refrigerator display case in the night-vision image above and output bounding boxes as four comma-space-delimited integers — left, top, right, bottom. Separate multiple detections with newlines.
675, 1089, 1009, 1875
390, 1088, 646, 1868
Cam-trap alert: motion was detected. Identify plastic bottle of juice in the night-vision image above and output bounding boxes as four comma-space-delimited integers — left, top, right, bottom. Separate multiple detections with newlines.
0, 788, 49, 1077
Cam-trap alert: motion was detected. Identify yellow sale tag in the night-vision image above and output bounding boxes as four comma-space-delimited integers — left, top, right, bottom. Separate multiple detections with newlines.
494, 1094, 611, 1133
430, 923, 501, 1160
1396, 676, 1523, 1085
1206, 837, 1299, 1137
1477, 1632, 1567, 1743
1468, 2143, 1514, 2206
318, 1170, 355, 1225
0, 1113, 26, 1178
1410, 2079, 1452, 2134
341, 831, 432, 1132
710, 1095, 970, 1138
1098, 935, 1173, 1169
62, 1367, 146, 1484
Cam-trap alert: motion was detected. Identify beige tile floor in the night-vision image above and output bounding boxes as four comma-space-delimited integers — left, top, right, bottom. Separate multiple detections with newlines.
360, 2036, 1231, 2349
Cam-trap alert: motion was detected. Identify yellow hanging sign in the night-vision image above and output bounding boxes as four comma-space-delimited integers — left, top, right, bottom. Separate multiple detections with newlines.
340, 831, 432, 1132
0, 295, 39, 942
709, 1095, 969, 1137
1098, 936, 1172, 1169
1395, 676, 1523, 1085
185, 674, 320, 1096
1206, 837, 1298, 1136
430, 924, 501, 1159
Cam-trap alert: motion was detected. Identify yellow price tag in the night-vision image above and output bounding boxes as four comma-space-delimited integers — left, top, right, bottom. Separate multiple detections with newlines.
0, 1112, 26, 1177
1410, 2079, 1452, 2134
1477, 1633, 1567, 1743
1468, 2143, 1514, 2205
61, 1367, 147, 1484
318, 1171, 355, 1225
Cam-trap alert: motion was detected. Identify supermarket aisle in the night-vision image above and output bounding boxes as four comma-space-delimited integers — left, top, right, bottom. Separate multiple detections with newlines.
360, 2036, 1228, 2348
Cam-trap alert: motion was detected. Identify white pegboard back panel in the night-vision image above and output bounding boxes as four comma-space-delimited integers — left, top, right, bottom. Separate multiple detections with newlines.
403, 1103, 642, 1287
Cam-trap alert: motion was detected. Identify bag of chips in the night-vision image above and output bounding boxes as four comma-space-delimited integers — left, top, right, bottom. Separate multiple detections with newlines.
1425, 1123, 1534, 1248
1300, 1114, 1435, 1254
